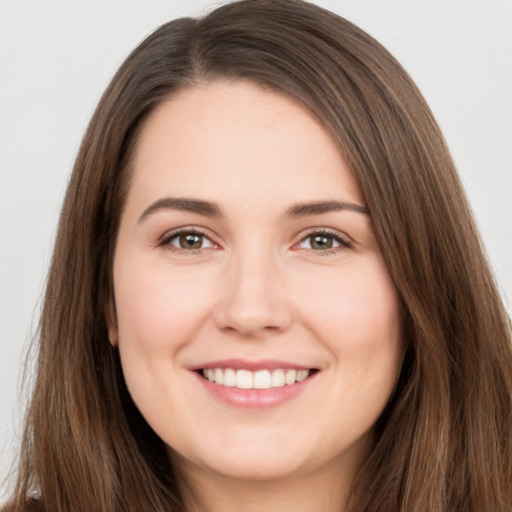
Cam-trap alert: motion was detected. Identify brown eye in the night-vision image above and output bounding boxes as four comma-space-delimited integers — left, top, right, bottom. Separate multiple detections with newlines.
162, 230, 216, 251
178, 233, 204, 249
297, 230, 352, 251
310, 234, 334, 250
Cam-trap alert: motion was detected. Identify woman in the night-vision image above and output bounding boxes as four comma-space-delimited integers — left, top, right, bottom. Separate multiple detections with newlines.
6, 1, 511, 511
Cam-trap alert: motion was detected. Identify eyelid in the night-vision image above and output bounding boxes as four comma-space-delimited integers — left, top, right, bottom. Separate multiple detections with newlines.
158, 226, 221, 250
292, 228, 353, 251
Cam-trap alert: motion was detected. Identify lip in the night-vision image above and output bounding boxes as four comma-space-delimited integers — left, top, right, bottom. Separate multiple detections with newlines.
190, 358, 313, 371
190, 359, 318, 410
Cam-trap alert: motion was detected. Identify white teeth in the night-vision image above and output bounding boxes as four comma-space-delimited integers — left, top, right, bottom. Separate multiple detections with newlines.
236, 369, 253, 389
223, 368, 236, 387
201, 368, 311, 389
296, 370, 309, 382
253, 370, 272, 389
285, 369, 297, 385
271, 369, 285, 387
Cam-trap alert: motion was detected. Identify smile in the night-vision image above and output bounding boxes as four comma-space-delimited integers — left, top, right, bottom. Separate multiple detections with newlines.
194, 362, 319, 409
201, 368, 311, 390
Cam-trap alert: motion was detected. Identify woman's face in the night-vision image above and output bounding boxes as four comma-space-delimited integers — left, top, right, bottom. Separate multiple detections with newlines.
111, 80, 403, 485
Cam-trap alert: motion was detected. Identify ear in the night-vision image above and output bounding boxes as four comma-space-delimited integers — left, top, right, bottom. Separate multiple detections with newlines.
108, 325, 119, 347
106, 295, 119, 346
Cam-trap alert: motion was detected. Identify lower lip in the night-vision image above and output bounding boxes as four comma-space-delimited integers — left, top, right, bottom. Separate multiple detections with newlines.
194, 372, 315, 410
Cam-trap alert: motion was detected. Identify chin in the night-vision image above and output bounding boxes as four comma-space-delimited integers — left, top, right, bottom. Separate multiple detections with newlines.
169, 434, 316, 483
198, 454, 308, 482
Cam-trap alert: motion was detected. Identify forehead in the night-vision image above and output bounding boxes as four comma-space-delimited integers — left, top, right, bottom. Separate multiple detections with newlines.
127, 80, 364, 213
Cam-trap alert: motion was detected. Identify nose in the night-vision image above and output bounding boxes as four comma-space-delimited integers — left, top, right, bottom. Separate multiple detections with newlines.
213, 249, 293, 338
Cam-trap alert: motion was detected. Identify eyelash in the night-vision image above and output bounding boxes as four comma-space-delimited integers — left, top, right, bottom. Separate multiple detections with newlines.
295, 229, 353, 255
158, 227, 216, 254
158, 227, 353, 255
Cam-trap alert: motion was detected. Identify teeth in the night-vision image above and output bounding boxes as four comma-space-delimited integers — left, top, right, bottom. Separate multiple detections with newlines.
285, 369, 296, 385
236, 369, 253, 389
253, 370, 271, 389
296, 370, 309, 382
224, 368, 236, 387
271, 369, 285, 387
201, 368, 311, 389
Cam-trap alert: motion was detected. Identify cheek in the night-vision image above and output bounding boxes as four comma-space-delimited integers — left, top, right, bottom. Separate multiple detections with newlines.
304, 262, 400, 346
113, 259, 218, 355
318, 261, 402, 419
112, 259, 217, 428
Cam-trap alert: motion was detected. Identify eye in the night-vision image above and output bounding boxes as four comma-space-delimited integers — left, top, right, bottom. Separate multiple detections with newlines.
296, 230, 352, 252
160, 229, 217, 251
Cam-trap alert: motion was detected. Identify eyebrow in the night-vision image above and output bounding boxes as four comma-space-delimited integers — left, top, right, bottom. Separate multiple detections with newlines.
284, 200, 369, 217
138, 197, 369, 222
139, 197, 223, 221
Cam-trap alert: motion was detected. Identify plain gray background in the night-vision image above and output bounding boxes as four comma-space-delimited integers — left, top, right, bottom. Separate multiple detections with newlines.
1, 0, 511, 496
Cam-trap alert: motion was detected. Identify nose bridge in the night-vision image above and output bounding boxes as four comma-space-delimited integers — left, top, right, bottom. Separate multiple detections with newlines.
214, 237, 292, 336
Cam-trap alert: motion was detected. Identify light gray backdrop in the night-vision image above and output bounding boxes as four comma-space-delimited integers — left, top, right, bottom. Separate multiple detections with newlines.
1, 0, 511, 497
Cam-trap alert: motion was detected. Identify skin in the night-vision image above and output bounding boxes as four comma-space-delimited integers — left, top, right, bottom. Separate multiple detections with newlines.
110, 80, 403, 512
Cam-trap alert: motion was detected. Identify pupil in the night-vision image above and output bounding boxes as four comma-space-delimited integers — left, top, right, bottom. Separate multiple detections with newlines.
180, 233, 202, 249
312, 235, 332, 249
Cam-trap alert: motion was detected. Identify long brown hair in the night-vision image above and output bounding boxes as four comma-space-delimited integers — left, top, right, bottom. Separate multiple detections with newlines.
7, 1, 512, 511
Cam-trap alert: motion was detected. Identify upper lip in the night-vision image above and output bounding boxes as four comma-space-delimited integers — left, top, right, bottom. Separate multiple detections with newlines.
190, 359, 315, 371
